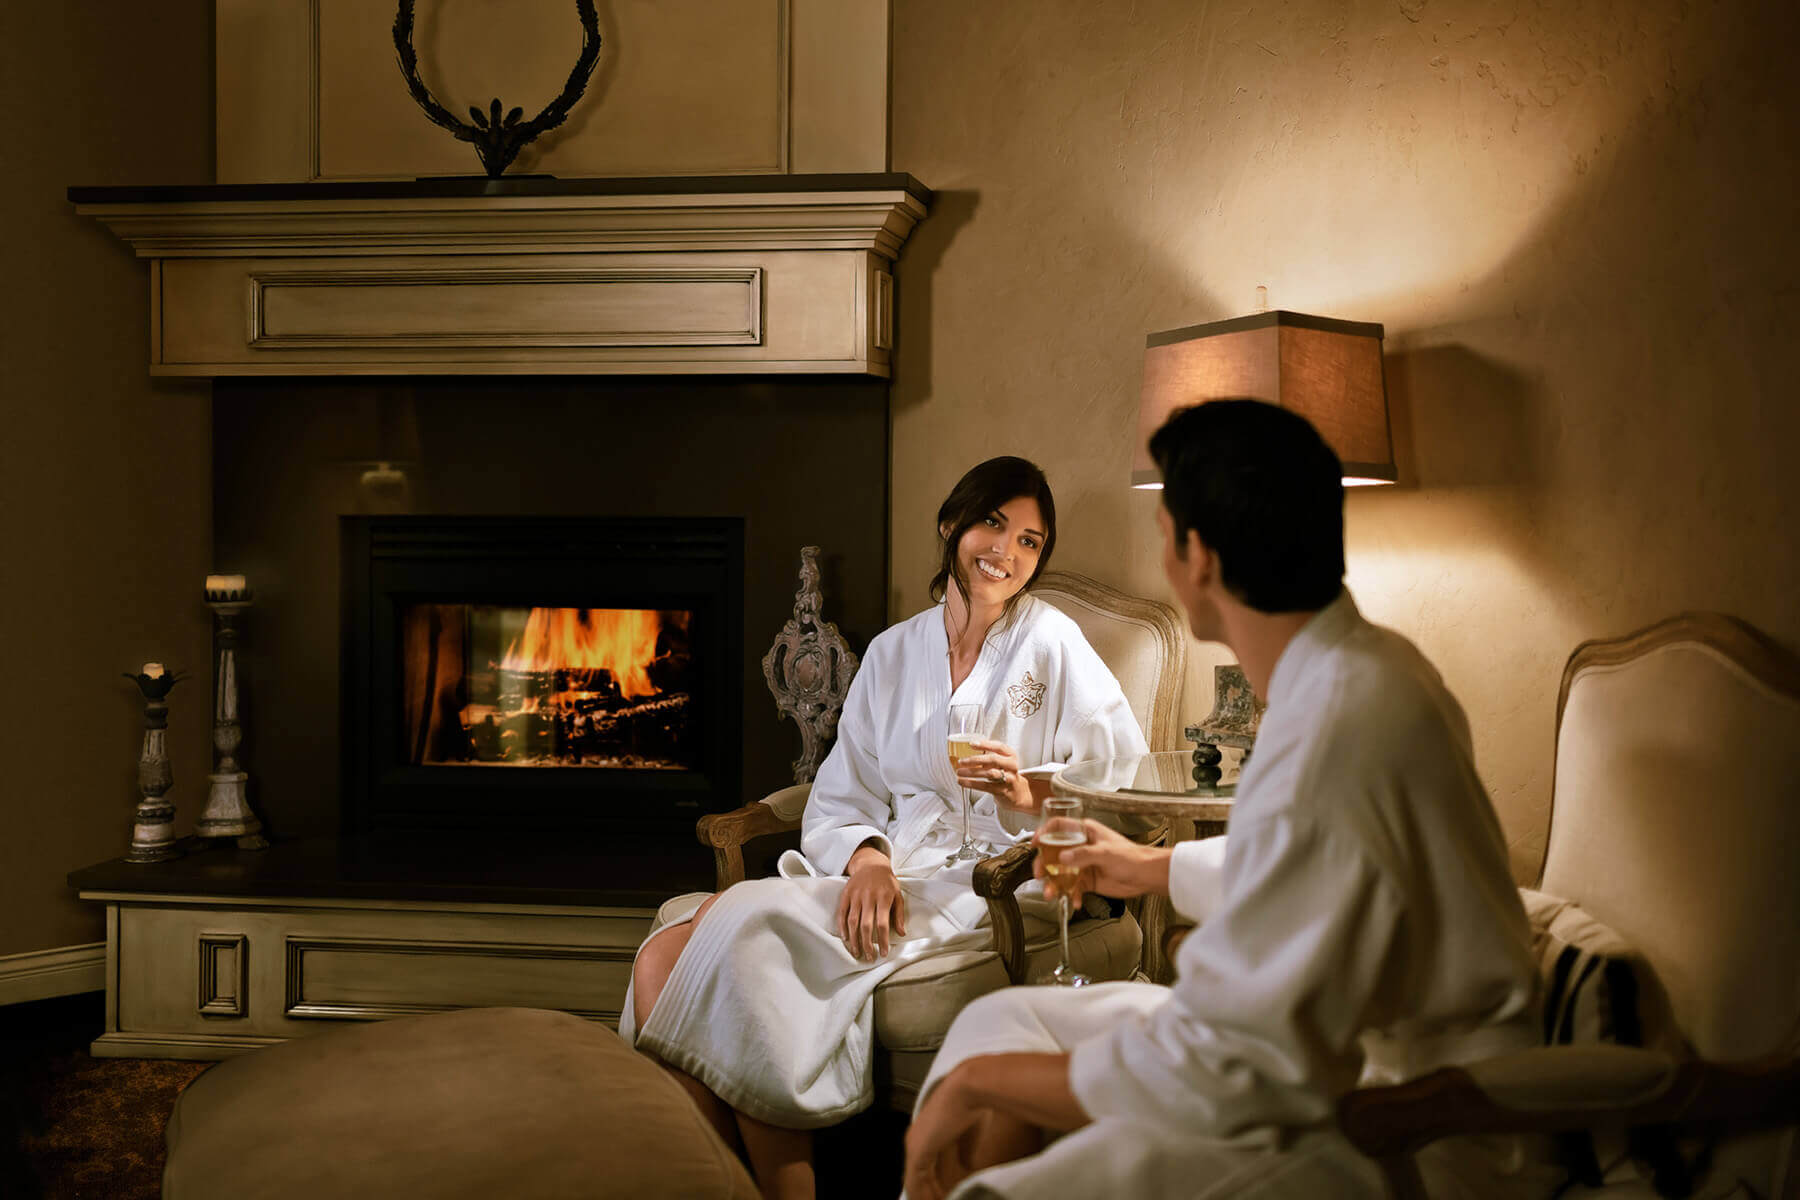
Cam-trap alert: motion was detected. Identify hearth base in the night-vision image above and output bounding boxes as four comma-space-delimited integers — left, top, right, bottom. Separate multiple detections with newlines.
68, 836, 699, 1060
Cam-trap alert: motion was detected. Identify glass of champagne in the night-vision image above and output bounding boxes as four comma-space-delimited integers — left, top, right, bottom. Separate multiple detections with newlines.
944, 703, 985, 865
1037, 796, 1090, 986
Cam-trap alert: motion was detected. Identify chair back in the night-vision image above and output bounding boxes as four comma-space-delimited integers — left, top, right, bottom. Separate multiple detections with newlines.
1540, 613, 1800, 1064
1031, 571, 1187, 751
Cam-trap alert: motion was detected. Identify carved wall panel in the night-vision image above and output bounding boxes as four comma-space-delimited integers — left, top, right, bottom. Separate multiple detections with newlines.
217, 0, 889, 183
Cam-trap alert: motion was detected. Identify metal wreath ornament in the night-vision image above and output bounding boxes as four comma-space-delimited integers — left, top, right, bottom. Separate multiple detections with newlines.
392, 0, 603, 178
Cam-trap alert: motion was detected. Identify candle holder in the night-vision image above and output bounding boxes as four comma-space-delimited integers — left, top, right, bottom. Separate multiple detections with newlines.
123, 665, 188, 863
197, 578, 269, 850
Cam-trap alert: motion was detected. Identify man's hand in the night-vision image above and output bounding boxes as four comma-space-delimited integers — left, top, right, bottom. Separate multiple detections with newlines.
902, 1063, 985, 1200
955, 738, 1045, 814
904, 1053, 1088, 1200
1033, 819, 1172, 907
835, 844, 907, 961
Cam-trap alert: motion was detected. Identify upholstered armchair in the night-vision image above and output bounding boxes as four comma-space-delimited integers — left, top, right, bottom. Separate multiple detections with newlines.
1339, 613, 1800, 1198
659, 570, 1188, 1110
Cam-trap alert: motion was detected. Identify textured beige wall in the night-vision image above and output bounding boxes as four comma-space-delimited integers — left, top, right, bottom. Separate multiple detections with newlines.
0, 5, 214, 956
891, 0, 1800, 879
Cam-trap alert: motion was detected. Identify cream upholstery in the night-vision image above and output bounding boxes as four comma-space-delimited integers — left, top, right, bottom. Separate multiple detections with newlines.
671, 570, 1183, 1112
1544, 634, 1800, 1063
1033, 571, 1188, 751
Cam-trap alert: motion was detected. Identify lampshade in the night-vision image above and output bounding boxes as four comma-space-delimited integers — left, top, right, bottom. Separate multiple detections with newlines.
1132, 311, 1395, 488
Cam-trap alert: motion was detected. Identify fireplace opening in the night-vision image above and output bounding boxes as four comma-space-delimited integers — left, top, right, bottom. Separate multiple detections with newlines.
402, 604, 699, 770
343, 516, 743, 838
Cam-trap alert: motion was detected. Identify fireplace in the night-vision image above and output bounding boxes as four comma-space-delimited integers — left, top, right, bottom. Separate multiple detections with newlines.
342, 516, 743, 838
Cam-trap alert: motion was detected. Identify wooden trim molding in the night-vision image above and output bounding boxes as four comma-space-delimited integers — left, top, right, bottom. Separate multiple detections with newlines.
71, 178, 926, 377
0, 942, 107, 1006
283, 935, 632, 1024
244, 266, 764, 349
72, 184, 928, 259
197, 933, 249, 1018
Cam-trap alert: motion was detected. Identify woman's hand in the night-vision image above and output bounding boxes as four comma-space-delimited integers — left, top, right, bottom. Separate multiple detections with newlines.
902, 1064, 984, 1200
836, 844, 908, 961
955, 738, 1043, 814
1032, 819, 1172, 907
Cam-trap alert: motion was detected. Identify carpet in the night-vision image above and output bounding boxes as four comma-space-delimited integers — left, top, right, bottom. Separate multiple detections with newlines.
2, 993, 209, 1200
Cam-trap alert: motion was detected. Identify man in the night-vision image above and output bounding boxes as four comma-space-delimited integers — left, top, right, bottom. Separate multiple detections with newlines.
903, 400, 1556, 1199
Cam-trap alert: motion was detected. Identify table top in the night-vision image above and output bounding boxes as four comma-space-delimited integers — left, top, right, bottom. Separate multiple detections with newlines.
1053, 748, 1241, 820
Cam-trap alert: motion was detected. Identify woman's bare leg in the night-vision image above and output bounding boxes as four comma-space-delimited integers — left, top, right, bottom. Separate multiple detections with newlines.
632, 894, 736, 1147
631, 892, 721, 1031
633, 890, 816, 1197
735, 1111, 814, 1200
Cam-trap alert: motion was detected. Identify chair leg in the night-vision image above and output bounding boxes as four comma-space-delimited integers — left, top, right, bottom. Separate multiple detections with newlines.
1379, 1153, 1429, 1200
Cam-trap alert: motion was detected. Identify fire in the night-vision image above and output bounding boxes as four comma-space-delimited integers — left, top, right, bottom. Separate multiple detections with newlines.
500, 608, 664, 698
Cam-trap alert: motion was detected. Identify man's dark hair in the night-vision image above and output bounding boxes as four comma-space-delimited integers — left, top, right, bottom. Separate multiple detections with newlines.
930, 455, 1057, 619
1148, 400, 1345, 613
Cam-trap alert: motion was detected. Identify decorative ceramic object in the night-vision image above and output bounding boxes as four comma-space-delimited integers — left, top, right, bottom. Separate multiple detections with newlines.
1185, 664, 1266, 784
761, 547, 860, 783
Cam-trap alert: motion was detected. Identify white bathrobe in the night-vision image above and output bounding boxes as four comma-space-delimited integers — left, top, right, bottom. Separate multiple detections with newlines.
919, 591, 1561, 1199
628, 593, 1149, 1128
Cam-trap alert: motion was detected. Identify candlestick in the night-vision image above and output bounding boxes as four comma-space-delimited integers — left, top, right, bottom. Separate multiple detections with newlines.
124, 668, 186, 863
204, 575, 249, 601
197, 582, 269, 850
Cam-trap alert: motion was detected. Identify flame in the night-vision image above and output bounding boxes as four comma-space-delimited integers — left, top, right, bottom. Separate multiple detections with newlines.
500, 608, 664, 699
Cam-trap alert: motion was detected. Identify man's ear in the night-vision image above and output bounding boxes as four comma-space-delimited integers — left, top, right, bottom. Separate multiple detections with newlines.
1183, 529, 1216, 590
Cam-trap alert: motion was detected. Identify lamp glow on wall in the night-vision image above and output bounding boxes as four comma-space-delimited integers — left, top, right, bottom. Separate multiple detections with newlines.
1131, 311, 1396, 489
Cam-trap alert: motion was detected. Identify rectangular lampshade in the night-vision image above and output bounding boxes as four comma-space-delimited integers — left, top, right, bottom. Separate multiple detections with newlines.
1132, 311, 1396, 487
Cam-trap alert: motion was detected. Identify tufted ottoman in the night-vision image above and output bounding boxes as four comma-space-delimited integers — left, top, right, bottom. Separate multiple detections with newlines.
162, 1006, 757, 1200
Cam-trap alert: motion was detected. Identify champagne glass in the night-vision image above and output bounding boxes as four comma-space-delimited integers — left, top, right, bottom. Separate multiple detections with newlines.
944, 703, 985, 865
1036, 796, 1090, 986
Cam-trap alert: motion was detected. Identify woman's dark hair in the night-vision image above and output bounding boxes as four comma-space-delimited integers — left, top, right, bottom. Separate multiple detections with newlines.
1149, 400, 1344, 612
929, 456, 1058, 620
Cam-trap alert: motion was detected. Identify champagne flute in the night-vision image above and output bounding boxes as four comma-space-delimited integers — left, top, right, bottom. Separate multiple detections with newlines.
1037, 796, 1090, 986
944, 703, 985, 865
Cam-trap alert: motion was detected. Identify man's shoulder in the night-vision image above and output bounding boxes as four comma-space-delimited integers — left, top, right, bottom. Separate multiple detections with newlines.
1314, 620, 1458, 730
1259, 620, 1475, 807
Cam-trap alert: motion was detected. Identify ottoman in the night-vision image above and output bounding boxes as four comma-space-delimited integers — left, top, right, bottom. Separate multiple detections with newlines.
163, 1006, 757, 1200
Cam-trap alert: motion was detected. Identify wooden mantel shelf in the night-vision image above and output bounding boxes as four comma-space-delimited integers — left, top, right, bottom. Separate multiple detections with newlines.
70, 173, 931, 378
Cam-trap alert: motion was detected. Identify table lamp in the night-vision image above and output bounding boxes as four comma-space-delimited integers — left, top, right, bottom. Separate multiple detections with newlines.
1131, 310, 1396, 488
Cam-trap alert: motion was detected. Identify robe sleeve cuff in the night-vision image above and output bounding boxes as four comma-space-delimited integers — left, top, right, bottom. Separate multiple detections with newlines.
1167, 835, 1229, 924
807, 824, 892, 877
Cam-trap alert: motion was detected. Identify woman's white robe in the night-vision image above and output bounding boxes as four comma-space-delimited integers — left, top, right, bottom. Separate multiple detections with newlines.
627, 593, 1148, 1128
920, 592, 1563, 1198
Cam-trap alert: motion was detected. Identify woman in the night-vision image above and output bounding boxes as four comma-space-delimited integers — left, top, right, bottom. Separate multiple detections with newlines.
623, 456, 1149, 1199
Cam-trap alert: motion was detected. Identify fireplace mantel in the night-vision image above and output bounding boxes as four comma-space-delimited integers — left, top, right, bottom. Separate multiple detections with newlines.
71, 174, 929, 377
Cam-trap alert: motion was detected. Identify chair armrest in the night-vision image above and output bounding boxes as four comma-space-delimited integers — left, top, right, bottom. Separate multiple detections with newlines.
973, 844, 1037, 985
1162, 920, 1195, 963
694, 784, 808, 890
1339, 1046, 1800, 1197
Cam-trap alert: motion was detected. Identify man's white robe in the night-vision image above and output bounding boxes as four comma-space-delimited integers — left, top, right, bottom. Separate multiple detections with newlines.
920, 591, 1561, 1198
627, 594, 1148, 1128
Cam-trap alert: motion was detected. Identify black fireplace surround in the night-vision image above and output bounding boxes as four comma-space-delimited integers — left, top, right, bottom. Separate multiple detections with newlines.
342, 515, 744, 839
